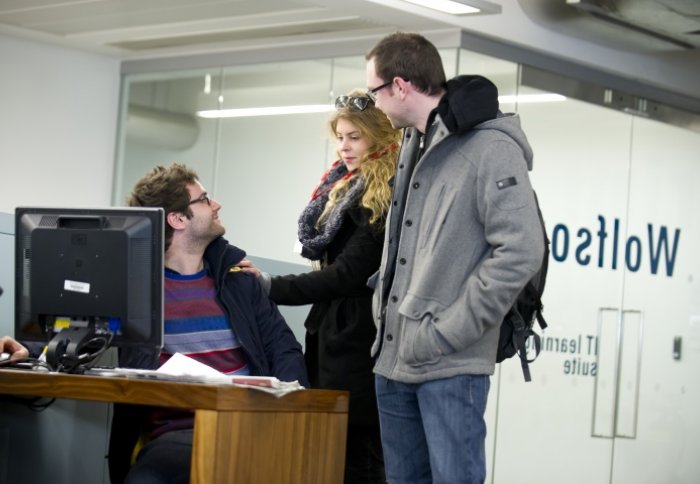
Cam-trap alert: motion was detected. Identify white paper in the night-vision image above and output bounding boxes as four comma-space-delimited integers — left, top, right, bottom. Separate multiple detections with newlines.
157, 352, 229, 381
155, 353, 304, 396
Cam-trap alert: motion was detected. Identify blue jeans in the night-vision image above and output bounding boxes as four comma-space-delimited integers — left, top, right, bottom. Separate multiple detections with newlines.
375, 374, 490, 484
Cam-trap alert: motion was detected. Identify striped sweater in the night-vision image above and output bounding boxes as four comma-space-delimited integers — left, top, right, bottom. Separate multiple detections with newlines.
159, 268, 249, 375
149, 268, 250, 437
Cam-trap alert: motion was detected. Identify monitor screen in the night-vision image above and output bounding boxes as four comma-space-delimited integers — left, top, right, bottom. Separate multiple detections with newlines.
15, 207, 164, 370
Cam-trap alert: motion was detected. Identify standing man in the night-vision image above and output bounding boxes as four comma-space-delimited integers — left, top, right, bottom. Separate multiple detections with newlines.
110, 163, 309, 484
365, 33, 544, 484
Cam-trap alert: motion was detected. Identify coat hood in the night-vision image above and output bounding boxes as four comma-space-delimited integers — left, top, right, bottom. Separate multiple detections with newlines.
435, 74, 533, 170
475, 113, 534, 170
435, 75, 499, 135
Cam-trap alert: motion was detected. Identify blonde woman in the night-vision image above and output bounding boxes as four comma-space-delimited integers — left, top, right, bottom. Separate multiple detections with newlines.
241, 89, 400, 483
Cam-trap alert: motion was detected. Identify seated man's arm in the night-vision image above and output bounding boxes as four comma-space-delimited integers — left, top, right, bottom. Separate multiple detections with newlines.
249, 278, 310, 387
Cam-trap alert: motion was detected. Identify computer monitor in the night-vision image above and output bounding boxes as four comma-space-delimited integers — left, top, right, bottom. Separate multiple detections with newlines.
14, 206, 164, 370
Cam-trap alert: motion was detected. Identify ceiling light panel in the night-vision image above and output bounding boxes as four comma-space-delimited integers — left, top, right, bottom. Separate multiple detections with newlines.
401, 0, 479, 15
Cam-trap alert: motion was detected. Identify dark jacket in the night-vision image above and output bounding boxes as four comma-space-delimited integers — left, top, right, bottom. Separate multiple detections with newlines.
270, 206, 382, 426
109, 236, 308, 483
116, 236, 308, 383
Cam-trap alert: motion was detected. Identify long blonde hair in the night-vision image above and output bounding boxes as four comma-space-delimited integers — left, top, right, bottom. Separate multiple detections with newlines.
320, 89, 401, 226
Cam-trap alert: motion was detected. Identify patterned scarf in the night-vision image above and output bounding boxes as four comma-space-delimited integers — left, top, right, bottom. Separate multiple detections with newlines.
297, 161, 365, 261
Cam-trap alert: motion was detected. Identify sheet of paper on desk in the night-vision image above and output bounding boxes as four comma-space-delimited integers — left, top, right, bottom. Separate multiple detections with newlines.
157, 352, 229, 381
158, 353, 304, 397
228, 375, 305, 397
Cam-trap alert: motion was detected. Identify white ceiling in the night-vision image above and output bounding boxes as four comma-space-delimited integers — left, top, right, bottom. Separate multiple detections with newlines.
0, 0, 453, 57
0, 0, 698, 100
1, 0, 698, 56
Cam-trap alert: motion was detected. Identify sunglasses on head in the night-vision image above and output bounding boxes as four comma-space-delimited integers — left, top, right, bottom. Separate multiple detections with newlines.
335, 95, 373, 112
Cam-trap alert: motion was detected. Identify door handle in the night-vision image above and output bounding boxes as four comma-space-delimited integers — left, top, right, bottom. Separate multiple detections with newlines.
615, 309, 643, 439
592, 307, 620, 438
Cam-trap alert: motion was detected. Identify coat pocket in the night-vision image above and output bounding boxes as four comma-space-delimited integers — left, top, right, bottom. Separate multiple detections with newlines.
397, 293, 453, 366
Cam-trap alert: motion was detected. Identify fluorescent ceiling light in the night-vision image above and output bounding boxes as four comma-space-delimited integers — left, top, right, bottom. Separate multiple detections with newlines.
196, 94, 566, 119
197, 104, 334, 118
401, 0, 480, 15
499, 93, 567, 103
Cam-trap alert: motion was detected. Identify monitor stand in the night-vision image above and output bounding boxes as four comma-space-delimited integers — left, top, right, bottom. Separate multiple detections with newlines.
46, 326, 97, 370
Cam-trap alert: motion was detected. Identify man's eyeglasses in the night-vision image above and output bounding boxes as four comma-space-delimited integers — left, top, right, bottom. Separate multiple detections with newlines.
335, 95, 372, 112
366, 80, 393, 103
188, 193, 211, 206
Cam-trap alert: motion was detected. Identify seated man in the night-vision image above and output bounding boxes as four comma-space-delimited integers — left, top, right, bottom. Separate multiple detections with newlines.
111, 163, 309, 484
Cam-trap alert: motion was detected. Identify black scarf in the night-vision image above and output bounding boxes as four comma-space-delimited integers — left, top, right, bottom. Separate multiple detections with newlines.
297, 161, 365, 261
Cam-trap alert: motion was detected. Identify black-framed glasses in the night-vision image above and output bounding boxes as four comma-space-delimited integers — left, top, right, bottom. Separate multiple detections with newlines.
366, 80, 393, 102
335, 95, 372, 112
188, 193, 211, 206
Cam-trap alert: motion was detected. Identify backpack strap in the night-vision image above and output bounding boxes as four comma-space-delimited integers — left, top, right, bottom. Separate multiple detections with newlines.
536, 310, 548, 331
510, 309, 541, 382
532, 289, 548, 333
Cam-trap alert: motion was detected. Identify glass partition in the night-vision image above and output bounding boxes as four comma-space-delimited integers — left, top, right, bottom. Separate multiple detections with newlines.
114, 68, 224, 205
113, 48, 473, 264
113, 43, 700, 484
214, 59, 335, 261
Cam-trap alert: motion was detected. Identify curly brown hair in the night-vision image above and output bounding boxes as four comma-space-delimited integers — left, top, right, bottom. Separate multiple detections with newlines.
127, 163, 198, 250
322, 88, 401, 226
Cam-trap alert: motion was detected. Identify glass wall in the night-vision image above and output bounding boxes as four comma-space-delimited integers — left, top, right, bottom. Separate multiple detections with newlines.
113, 45, 700, 484
113, 48, 483, 264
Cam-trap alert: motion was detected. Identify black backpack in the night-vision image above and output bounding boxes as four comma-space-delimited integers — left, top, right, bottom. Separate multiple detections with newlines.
496, 191, 550, 382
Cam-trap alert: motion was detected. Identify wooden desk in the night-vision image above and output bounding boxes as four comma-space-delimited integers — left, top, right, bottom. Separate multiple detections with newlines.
0, 369, 348, 483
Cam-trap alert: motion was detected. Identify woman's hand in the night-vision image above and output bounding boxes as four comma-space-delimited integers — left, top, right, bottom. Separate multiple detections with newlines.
237, 258, 261, 278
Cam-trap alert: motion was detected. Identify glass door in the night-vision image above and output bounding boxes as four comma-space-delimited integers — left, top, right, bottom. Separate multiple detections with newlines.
490, 89, 635, 484
490, 83, 700, 484
611, 117, 700, 484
